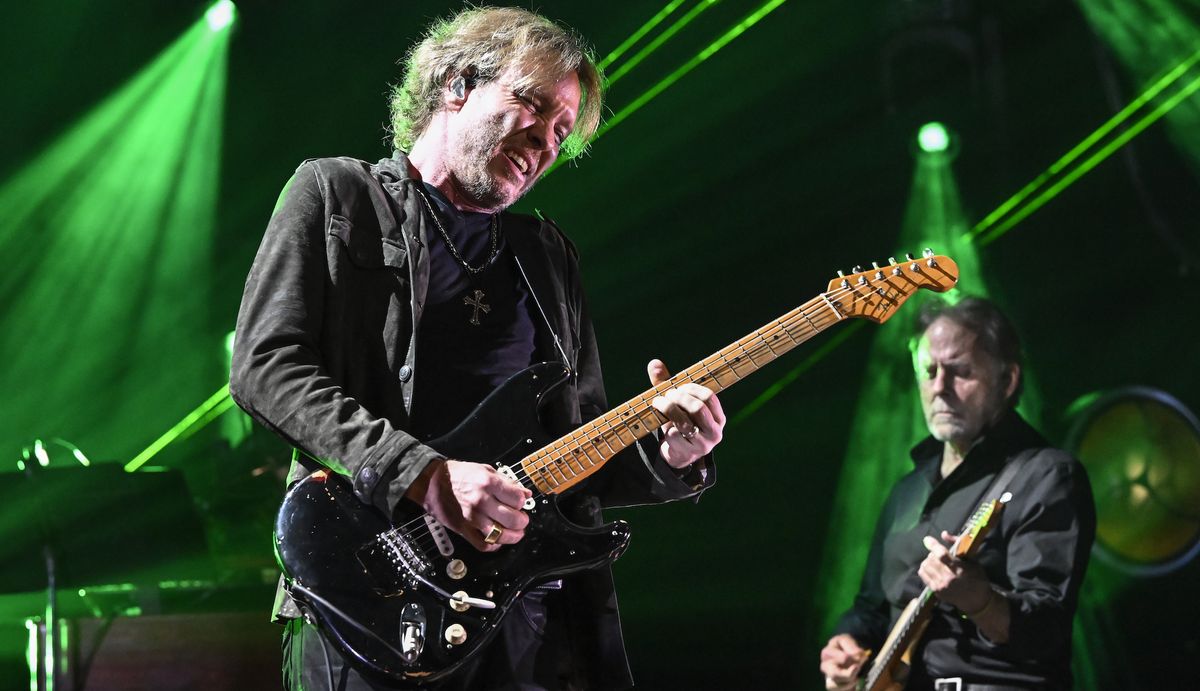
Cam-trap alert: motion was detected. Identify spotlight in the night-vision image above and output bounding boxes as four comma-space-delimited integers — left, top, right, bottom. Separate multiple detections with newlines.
19, 438, 92, 471
205, 0, 236, 32
917, 122, 950, 153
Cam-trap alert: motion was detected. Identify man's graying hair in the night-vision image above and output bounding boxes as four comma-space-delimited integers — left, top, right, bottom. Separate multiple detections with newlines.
388, 6, 604, 160
916, 295, 1025, 405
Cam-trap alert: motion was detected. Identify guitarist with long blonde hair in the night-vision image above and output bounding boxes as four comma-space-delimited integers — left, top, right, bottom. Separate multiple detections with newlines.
819, 297, 1095, 691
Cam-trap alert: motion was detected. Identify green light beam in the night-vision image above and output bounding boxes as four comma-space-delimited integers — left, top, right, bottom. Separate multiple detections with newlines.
596, 0, 788, 145
0, 13, 230, 465
606, 0, 720, 86
978, 69, 1200, 246
125, 384, 232, 472
598, 0, 689, 71
968, 44, 1200, 243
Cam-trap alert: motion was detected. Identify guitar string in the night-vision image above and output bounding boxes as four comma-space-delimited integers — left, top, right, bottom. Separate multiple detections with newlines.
392, 276, 938, 556
390, 278, 922, 555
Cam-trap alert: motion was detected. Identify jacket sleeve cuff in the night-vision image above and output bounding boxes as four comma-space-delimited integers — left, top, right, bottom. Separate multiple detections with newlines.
636, 436, 716, 501
352, 437, 444, 518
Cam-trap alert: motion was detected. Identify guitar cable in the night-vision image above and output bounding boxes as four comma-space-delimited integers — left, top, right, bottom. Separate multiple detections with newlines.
290, 581, 414, 661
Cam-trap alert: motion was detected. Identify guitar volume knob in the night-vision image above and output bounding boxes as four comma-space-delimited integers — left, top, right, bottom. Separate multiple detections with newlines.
445, 623, 468, 645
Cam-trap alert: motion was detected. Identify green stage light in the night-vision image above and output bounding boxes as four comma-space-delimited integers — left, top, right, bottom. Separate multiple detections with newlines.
0, 12, 231, 467
206, 0, 235, 32
918, 121, 950, 153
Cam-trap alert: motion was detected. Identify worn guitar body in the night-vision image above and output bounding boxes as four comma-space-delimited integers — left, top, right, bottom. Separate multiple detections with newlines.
275, 362, 631, 685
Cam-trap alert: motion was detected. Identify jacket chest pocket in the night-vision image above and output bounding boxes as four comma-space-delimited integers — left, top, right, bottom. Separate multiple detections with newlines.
326, 214, 412, 354
328, 214, 408, 275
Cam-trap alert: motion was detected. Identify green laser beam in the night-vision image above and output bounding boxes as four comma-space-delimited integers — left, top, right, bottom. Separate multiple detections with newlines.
546, 0, 787, 176
606, 0, 720, 86
968, 43, 1200, 241
596, 0, 789, 144
125, 384, 230, 472
978, 68, 1200, 246
599, 0, 689, 71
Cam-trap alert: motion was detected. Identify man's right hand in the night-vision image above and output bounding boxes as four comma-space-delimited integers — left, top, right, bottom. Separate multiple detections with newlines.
819, 633, 868, 690
405, 459, 532, 552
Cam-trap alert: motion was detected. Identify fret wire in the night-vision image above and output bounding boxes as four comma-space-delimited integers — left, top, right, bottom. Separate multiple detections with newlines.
572, 428, 602, 469
593, 426, 619, 457
563, 431, 591, 477
540, 452, 570, 484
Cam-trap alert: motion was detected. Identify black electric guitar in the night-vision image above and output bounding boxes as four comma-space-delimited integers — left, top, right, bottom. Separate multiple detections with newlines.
274, 252, 959, 685
859, 495, 1008, 691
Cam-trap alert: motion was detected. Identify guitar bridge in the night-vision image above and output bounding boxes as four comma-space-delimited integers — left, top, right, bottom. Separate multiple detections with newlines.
358, 528, 433, 591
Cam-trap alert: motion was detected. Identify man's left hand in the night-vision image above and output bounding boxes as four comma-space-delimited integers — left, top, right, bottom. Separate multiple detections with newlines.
647, 358, 725, 469
918, 530, 993, 613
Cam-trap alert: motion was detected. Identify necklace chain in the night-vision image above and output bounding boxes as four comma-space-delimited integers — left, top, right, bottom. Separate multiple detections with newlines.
415, 186, 501, 275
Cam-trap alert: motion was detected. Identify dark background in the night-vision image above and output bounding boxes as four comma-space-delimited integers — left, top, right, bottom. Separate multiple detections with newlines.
4, 1, 1199, 688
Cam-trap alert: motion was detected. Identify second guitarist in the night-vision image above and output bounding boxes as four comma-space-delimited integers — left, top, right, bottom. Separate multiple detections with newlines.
819, 297, 1095, 691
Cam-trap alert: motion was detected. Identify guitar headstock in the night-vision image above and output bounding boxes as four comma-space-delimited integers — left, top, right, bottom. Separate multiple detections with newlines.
823, 249, 959, 324
953, 495, 1007, 559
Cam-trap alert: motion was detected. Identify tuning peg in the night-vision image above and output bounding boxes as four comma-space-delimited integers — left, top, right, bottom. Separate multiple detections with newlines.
837, 269, 845, 278
922, 248, 934, 258
888, 256, 897, 265
871, 261, 880, 270
905, 252, 915, 261
852, 265, 862, 273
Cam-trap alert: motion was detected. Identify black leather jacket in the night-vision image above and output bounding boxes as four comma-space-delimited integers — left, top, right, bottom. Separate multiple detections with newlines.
230, 153, 713, 689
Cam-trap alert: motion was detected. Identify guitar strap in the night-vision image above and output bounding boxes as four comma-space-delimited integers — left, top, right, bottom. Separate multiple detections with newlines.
954, 447, 1038, 534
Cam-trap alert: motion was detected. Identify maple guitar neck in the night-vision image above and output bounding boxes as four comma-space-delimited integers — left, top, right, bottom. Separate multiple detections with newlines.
520, 252, 960, 495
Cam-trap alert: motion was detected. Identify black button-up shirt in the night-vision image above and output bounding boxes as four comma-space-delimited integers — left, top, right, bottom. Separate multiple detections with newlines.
834, 410, 1096, 689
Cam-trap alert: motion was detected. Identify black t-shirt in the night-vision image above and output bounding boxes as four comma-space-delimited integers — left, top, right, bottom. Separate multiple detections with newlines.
409, 184, 538, 440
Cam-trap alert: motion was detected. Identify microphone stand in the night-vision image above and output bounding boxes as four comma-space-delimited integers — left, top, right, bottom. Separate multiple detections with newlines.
24, 454, 62, 691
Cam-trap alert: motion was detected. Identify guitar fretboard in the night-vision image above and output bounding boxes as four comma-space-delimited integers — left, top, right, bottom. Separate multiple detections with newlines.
520, 293, 847, 494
